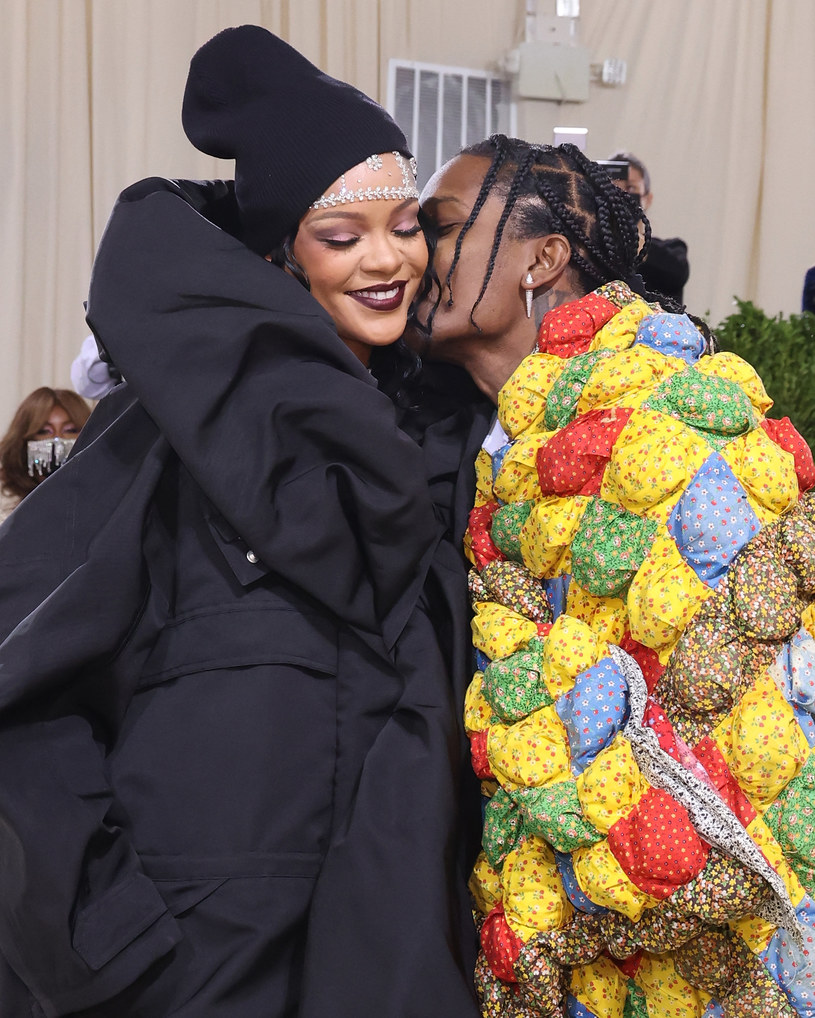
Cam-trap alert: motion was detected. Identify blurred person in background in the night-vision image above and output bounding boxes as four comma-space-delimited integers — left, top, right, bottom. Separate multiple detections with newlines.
0, 386, 90, 522
803, 265, 815, 314
608, 149, 689, 305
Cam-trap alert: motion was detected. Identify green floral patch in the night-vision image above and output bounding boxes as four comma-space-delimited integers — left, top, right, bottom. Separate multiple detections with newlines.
482, 787, 524, 870
544, 350, 613, 431
644, 366, 758, 448
623, 980, 649, 1018
483, 635, 552, 722
491, 500, 534, 561
765, 752, 815, 894
509, 779, 602, 853
570, 497, 658, 597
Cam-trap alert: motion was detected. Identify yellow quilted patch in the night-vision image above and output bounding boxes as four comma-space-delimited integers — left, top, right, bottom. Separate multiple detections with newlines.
520, 495, 590, 579
576, 734, 649, 834
464, 671, 492, 734
469, 850, 504, 916
488, 706, 570, 790
721, 427, 798, 520
541, 614, 605, 699
566, 581, 629, 646
569, 953, 628, 1018
627, 532, 713, 662
502, 836, 574, 940
493, 433, 550, 504
714, 669, 809, 809
471, 601, 538, 661
577, 344, 684, 417
571, 839, 657, 921
635, 951, 705, 1017
497, 352, 566, 439
601, 409, 711, 520
588, 297, 653, 353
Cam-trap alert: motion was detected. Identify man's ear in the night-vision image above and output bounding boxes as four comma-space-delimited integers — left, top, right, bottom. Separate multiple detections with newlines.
526, 233, 572, 288
642, 190, 654, 212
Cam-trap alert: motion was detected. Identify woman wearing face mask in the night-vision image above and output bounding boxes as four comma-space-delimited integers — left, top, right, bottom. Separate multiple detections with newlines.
0, 28, 481, 1018
0, 386, 90, 522
414, 136, 815, 1017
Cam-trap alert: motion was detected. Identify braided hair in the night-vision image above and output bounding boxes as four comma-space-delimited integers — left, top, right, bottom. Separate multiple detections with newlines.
425, 134, 682, 333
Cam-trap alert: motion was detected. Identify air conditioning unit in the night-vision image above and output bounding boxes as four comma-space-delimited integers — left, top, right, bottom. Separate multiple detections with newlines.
515, 41, 590, 102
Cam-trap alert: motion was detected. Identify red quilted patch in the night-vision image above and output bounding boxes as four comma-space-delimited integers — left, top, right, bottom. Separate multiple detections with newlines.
481, 903, 522, 982
468, 501, 505, 570
693, 735, 757, 828
537, 293, 619, 359
607, 787, 709, 898
536, 407, 633, 497
760, 417, 815, 493
470, 729, 495, 780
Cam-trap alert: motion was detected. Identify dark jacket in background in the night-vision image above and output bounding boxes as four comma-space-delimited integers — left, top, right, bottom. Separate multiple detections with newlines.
641, 235, 690, 306
0, 180, 481, 1017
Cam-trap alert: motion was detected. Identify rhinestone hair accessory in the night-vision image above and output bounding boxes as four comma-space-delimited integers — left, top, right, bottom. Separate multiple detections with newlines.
311, 152, 419, 209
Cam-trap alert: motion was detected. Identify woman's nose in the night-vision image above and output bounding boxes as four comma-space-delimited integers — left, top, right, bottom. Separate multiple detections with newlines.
361, 232, 404, 275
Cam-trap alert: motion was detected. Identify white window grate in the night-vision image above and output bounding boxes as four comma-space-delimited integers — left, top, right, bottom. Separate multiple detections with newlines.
387, 60, 516, 189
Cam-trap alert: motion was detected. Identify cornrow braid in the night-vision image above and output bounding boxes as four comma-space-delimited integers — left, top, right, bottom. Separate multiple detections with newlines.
443, 138, 508, 308
468, 147, 537, 329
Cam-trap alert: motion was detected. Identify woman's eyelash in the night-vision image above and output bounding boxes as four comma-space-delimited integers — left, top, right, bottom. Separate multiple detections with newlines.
322, 237, 359, 248
321, 224, 422, 247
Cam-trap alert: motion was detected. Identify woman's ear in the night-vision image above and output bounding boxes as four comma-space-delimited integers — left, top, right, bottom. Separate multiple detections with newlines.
526, 233, 571, 288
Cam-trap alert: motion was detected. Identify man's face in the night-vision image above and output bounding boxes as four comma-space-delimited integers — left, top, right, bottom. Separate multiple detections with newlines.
615, 165, 652, 212
412, 154, 537, 360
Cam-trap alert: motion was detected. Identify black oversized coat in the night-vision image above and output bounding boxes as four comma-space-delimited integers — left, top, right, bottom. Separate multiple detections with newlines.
0, 179, 483, 1017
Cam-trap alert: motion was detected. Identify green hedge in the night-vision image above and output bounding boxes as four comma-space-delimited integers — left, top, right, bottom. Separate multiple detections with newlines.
713, 299, 815, 450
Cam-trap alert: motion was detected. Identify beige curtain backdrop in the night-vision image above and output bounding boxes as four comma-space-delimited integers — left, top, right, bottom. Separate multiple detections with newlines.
2, 0, 814, 423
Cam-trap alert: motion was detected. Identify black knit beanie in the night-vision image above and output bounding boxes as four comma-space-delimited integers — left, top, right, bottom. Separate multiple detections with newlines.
182, 25, 412, 254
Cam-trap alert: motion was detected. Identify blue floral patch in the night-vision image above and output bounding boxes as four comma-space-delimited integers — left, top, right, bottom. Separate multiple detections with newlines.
633, 312, 705, 365
667, 453, 760, 587
555, 656, 629, 775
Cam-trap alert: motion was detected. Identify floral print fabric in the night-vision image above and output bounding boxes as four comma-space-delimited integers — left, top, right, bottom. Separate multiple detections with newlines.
464, 284, 815, 1017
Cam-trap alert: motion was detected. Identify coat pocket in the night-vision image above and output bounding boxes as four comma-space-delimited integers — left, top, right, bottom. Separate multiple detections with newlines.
139, 602, 338, 688
112, 604, 339, 863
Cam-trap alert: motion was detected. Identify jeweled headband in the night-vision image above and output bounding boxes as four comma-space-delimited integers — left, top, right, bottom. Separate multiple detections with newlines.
311, 152, 419, 209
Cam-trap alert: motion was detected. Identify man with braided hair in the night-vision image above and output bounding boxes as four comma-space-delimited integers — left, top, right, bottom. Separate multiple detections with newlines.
411, 135, 815, 1017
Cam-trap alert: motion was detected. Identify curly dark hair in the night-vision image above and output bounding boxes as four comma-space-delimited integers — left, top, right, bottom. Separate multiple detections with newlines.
420, 134, 683, 335
0, 387, 91, 501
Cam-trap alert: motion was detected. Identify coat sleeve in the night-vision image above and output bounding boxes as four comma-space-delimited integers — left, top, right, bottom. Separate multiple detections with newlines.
0, 396, 182, 1016
86, 183, 440, 651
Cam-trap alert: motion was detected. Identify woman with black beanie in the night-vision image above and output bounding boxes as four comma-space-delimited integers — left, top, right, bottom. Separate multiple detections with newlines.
0, 27, 481, 1018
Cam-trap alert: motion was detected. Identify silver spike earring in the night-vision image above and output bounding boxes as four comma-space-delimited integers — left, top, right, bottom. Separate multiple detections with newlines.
525, 273, 534, 319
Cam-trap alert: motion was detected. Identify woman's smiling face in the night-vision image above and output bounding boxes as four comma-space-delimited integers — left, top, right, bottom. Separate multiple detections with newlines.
292, 153, 428, 364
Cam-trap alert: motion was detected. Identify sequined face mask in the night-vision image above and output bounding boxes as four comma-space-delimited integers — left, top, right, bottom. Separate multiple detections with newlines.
310, 152, 419, 210
27, 438, 76, 478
